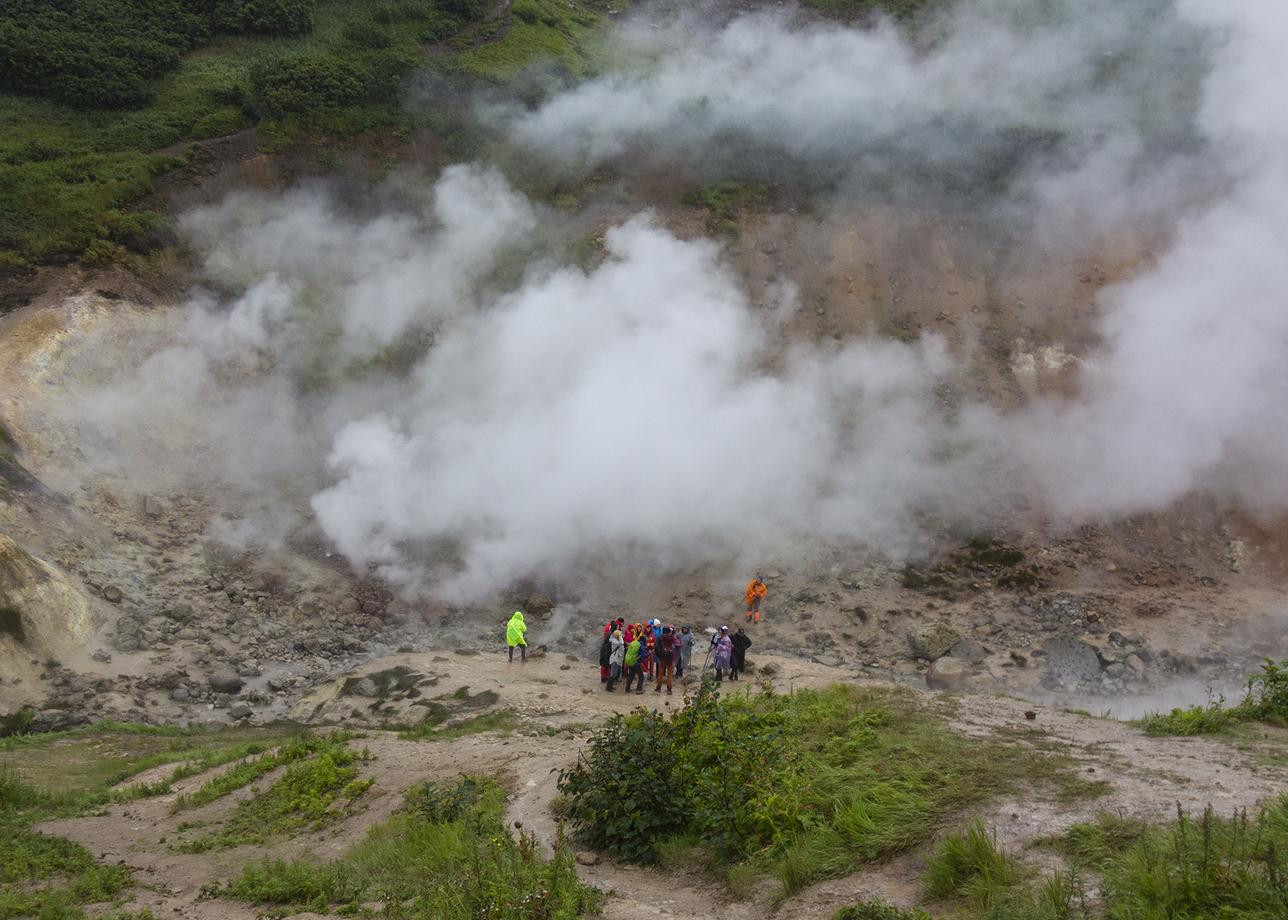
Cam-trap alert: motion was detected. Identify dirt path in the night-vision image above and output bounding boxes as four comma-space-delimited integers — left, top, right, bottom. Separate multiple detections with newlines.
37, 652, 1288, 920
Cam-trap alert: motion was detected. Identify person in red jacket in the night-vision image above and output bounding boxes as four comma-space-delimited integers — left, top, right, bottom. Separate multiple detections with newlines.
745, 575, 767, 624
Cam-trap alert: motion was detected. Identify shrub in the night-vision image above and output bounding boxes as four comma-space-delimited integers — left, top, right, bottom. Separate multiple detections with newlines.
924, 821, 1023, 909
249, 52, 365, 115
1140, 659, 1288, 735
558, 684, 1101, 894
191, 106, 250, 140
1238, 658, 1288, 723
206, 0, 315, 37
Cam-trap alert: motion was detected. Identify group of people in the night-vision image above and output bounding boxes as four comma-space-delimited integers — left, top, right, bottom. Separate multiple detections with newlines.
503, 575, 770, 692
597, 619, 753, 694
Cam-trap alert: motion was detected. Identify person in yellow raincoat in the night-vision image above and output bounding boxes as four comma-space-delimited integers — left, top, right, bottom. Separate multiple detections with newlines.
506, 610, 528, 662
745, 575, 767, 623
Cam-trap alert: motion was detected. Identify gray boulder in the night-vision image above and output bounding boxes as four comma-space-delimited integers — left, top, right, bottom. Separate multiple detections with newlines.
208, 674, 245, 694
907, 622, 962, 661
926, 657, 976, 691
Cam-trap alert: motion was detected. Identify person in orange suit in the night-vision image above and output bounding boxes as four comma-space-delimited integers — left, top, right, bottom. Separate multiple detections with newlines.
745, 575, 767, 623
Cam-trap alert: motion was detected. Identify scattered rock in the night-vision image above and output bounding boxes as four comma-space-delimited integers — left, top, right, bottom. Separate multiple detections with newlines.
575, 851, 601, 866
525, 593, 555, 619
1024, 710, 1037, 721
926, 657, 976, 691
907, 622, 962, 661
208, 674, 245, 694
947, 639, 989, 665
90, 649, 112, 663
228, 703, 253, 720
1041, 637, 1102, 689
101, 585, 124, 604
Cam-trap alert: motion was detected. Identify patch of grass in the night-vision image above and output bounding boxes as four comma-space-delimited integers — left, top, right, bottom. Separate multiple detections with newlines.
685, 181, 770, 235
0, 721, 301, 800
444, 0, 605, 83
558, 683, 1105, 898
398, 707, 520, 741
907, 802, 1288, 919
174, 737, 371, 852
0, 768, 133, 919
0, 0, 494, 268
221, 776, 598, 918
170, 734, 335, 811
924, 820, 1024, 910
1140, 697, 1234, 736
1140, 658, 1288, 737
1038, 813, 1150, 869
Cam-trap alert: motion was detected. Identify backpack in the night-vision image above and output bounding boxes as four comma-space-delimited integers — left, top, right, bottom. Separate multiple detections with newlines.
599, 636, 612, 667
657, 633, 675, 662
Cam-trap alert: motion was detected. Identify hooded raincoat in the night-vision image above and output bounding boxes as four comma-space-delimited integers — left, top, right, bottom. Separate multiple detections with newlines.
506, 611, 527, 648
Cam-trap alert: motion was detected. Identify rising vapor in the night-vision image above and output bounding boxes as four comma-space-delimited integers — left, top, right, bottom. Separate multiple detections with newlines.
61, 0, 1288, 601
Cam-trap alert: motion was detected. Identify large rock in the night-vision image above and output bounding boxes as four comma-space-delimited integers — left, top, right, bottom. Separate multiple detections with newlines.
208, 673, 245, 694
926, 657, 976, 691
1041, 637, 1103, 689
525, 593, 556, 620
907, 622, 962, 661
948, 639, 990, 664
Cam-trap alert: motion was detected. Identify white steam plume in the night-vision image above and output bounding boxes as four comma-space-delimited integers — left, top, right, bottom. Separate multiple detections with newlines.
312, 215, 991, 598
504, 0, 1212, 243
62, 0, 1288, 603
1014, 0, 1288, 517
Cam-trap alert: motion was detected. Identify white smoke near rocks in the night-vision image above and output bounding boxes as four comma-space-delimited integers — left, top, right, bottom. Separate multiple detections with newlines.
62, 0, 1288, 601
505, 0, 1213, 245
311, 214, 992, 598
1013, 0, 1288, 518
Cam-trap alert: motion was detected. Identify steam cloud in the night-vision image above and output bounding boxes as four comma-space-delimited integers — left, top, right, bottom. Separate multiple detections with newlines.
65, 0, 1288, 600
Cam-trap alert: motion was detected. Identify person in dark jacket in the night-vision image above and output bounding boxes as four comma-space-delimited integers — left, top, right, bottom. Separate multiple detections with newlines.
599, 632, 613, 684
654, 626, 677, 694
676, 625, 694, 678
730, 627, 752, 681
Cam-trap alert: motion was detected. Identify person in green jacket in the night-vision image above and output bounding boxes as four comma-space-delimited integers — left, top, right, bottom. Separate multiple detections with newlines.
506, 610, 528, 662
622, 636, 644, 693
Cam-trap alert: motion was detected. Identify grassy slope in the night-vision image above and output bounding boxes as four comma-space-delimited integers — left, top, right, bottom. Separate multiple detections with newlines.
0, 0, 604, 273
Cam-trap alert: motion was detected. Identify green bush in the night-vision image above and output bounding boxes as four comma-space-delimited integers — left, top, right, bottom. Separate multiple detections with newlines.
1141, 659, 1288, 736
558, 684, 1102, 894
206, 0, 316, 37
191, 105, 249, 140
249, 51, 365, 114
0, 1, 204, 108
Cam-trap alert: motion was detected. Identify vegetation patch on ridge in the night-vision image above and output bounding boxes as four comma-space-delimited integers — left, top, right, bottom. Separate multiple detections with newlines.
558, 683, 1106, 899
221, 775, 598, 918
